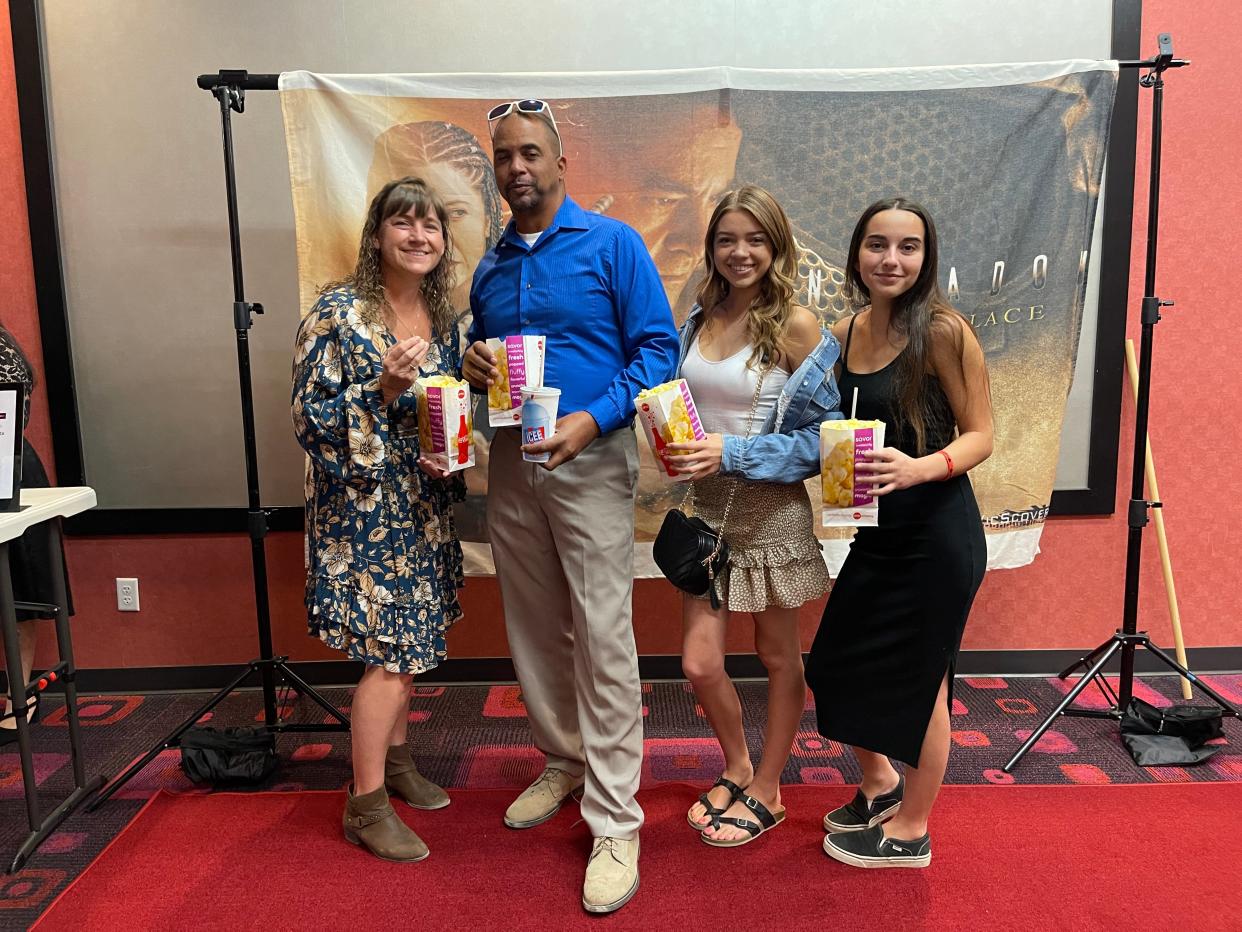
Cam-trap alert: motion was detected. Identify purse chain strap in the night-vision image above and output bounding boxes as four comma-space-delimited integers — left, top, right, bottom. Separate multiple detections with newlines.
684, 360, 770, 569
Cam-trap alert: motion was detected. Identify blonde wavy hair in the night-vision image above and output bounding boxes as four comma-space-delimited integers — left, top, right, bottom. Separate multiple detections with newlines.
322, 176, 456, 342
694, 185, 798, 370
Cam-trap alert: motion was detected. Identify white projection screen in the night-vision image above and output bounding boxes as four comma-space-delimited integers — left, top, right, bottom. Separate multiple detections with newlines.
32, 0, 1130, 520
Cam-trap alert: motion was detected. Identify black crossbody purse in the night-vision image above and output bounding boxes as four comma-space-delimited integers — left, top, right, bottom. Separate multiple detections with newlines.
653, 366, 768, 610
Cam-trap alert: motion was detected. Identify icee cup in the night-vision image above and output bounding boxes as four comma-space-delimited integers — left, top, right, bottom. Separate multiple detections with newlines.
486, 335, 546, 427
821, 418, 886, 527
634, 379, 706, 483
416, 375, 475, 472
520, 386, 561, 463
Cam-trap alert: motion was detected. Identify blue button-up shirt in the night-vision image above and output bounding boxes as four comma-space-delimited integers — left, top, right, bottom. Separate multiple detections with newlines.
467, 196, 678, 435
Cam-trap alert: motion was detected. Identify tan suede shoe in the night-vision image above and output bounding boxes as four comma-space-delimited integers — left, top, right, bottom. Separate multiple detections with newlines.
503, 767, 585, 829
582, 834, 639, 913
385, 745, 450, 810
342, 785, 429, 862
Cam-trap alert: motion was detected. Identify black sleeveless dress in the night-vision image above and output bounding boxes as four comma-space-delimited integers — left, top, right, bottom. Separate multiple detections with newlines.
804, 318, 985, 767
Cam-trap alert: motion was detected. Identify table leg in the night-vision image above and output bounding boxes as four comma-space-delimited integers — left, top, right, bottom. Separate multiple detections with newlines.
0, 542, 40, 831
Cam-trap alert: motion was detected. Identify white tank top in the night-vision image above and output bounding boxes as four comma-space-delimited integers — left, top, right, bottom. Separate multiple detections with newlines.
681, 330, 789, 436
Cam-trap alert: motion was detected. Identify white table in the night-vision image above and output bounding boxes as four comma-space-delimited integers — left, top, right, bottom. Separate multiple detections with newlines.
0, 486, 103, 872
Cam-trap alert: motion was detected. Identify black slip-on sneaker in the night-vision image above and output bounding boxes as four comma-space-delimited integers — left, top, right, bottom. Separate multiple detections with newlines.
822, 773, 904, 832
823, 824, 931, 869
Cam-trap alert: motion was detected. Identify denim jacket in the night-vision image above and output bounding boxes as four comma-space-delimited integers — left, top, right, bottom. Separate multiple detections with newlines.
675, 305, 844, 484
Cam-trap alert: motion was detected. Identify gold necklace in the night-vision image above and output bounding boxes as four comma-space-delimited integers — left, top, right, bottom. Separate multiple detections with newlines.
386, 298, 429, 342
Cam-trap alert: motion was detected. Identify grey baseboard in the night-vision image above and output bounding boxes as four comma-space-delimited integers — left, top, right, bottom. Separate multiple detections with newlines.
7, 647, 1239, 695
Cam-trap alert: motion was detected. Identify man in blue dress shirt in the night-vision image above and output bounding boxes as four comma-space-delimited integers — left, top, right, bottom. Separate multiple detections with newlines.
464, 100, 677, 914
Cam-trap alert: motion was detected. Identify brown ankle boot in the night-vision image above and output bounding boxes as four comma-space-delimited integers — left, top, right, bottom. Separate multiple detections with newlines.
385, 745, 450, 810
343, 785, 429, 862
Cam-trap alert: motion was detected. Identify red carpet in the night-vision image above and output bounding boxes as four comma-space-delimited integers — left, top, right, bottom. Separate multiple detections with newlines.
34, 783, 1242, 931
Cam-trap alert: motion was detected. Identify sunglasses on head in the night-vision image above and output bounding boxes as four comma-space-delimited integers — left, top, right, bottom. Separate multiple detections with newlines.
486, 99, 562, 153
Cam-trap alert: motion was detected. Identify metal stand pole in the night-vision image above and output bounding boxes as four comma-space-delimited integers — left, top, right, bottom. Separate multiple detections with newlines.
90, 71, 349, 810
1005, 35, 1237, 774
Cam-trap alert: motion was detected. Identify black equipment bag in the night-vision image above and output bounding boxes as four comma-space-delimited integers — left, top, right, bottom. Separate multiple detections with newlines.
179, 725, 279, 785
1119, 697, 1225, 766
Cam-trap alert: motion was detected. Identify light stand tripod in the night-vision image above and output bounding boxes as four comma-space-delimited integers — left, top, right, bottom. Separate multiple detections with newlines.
1004, 35, 1238, 773
90, 71, 350, 809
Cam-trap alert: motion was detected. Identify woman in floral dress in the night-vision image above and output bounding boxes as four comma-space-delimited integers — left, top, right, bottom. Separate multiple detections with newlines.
293, 177, 465, 862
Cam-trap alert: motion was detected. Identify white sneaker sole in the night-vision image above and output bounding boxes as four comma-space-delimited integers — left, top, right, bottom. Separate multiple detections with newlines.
582, 872, 639, 914
822, 800, 900, 833
822, 834, 930, 869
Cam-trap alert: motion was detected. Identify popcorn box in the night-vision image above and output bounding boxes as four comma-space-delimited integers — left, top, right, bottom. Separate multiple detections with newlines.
821, 419, 886, 526
486, 335, 546, 426
417, 375, 475, 472
635, 379, 706, 483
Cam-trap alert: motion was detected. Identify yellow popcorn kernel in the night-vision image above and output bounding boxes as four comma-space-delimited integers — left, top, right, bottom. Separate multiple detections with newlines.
487, 346, 511, 410
822, 437, 855, 506
636, 379, 680, 400
666, 394, 695, 443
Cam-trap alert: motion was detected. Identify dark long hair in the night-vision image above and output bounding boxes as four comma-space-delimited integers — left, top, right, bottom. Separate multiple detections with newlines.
845, 197, 971, 454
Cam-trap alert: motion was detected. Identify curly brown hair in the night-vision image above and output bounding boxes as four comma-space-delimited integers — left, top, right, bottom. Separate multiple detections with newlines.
694, 185, 798, 371
323, 176, 456, 342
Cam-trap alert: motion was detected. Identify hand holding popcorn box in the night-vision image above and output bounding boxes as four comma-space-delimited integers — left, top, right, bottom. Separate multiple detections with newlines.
486, 335, 546, 426
416, 375, 475, 472
635, 379, 706, 483
821, 419, 885, 526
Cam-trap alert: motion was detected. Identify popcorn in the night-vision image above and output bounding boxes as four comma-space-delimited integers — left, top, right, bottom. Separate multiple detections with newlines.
486, 335, 546, 426
821, 419, 885, 526
635, 379, 706, 483
416, 375, 475, 472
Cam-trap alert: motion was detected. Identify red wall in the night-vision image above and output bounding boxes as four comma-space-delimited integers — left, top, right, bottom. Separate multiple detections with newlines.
4, 0, 1239, 673
0, 0, 50, 465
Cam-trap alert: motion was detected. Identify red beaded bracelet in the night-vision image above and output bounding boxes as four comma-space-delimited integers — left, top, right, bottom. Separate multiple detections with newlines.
937, 449, 954, 480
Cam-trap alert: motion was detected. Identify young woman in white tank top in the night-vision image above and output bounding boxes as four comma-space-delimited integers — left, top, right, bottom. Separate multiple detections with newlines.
664, 185, 834, 847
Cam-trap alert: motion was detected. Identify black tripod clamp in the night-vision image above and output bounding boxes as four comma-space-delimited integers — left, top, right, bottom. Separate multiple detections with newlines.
1128, 498, 1161, 529
234, 301, 264, 330
1141, 296, 1173, 325
1140, 34, 1189, 86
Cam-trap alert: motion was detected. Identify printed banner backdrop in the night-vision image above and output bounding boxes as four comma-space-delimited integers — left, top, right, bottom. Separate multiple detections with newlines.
279, 62, 1117, 576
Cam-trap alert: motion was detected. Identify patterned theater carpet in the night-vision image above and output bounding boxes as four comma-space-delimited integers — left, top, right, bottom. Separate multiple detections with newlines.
1, 673, 1239, 926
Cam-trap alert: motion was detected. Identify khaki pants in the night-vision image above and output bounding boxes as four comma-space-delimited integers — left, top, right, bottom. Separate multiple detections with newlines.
486, 427, 644, 838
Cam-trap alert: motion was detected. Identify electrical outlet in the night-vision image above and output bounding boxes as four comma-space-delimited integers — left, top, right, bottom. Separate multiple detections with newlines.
116, 577, 140, 612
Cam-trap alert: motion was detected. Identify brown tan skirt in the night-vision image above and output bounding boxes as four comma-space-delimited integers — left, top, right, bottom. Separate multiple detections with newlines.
688, 476, 832, 613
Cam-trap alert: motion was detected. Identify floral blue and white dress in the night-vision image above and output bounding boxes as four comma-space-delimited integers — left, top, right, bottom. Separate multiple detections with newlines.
292, 285, 465, 675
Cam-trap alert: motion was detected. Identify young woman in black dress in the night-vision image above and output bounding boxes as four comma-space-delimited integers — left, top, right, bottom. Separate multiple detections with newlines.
805, 198, 993, 869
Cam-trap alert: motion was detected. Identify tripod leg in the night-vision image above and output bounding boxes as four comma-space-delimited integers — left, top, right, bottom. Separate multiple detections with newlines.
1057, 638, 1114, 679
1096, 672, 1120, 708
273, 661, 351, 727
1140, 640, 1241, 717
1003, 639, 1124, 773
87, 663, 259, 810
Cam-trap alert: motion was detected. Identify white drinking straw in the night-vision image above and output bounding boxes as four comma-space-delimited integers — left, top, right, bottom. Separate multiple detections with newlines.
850, 386, 859, 421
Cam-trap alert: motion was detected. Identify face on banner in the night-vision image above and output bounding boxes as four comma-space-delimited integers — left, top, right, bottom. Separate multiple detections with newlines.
366, 120, 506, 313
566, 98, 742, 314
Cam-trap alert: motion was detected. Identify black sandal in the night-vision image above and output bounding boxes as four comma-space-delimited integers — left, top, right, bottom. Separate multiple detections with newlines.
700, 792, 786, 847
686, 776, 745, 831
